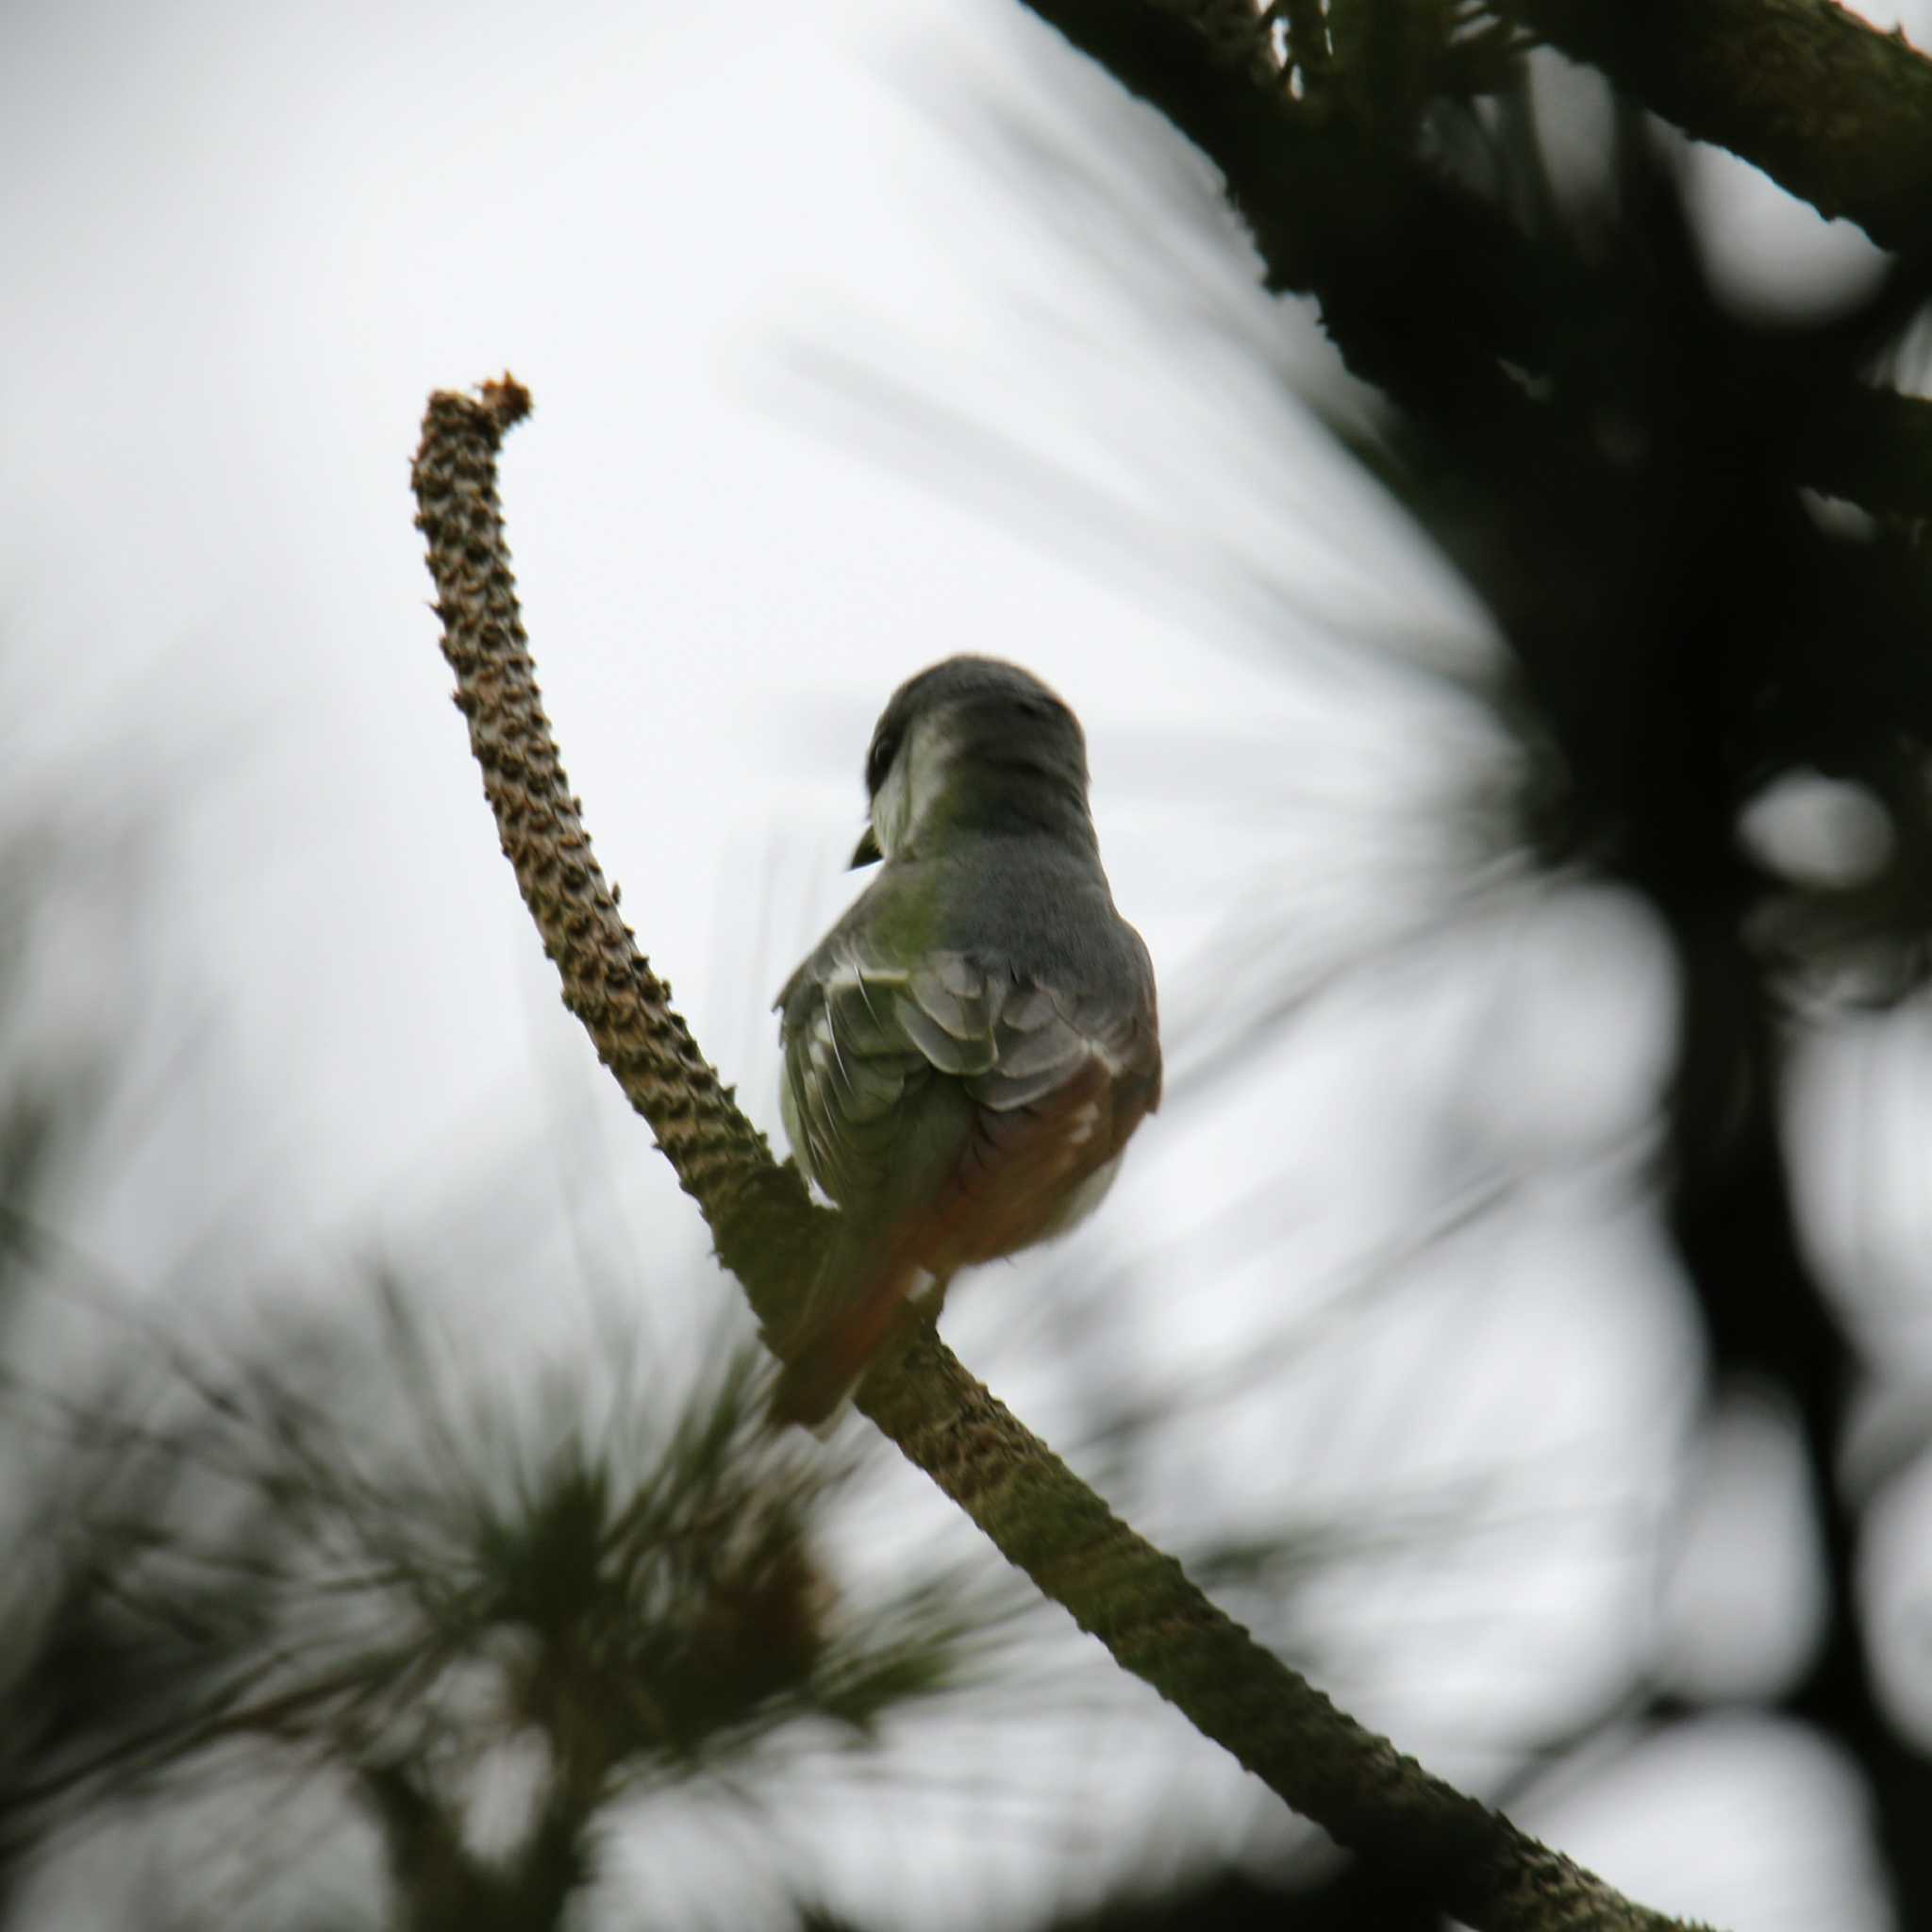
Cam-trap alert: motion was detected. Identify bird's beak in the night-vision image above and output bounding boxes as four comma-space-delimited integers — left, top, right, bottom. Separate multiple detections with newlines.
849, 824, 883, 868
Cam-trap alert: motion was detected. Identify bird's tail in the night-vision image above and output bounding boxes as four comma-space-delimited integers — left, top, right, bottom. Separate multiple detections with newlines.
767, 1245, 934, 1431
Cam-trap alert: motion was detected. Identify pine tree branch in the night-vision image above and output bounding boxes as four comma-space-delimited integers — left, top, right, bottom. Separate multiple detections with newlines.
1497, 0, 1932, 253
1015, 0, 1932, 520
409, 377, 1711, 1932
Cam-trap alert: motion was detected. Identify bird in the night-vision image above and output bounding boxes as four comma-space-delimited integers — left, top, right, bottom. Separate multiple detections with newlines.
769, 655, 1161, 1426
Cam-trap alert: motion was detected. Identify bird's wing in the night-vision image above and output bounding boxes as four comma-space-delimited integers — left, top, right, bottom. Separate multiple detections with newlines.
777, 934, 1158, 1211
777, 939, 982, 1210
772, 929, 1159, 1426
970, 947, 1162, 1127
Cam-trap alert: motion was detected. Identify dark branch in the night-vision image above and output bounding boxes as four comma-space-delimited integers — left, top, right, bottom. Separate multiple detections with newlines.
1502, 0, 1932, 253
1016, 0, 1932, 520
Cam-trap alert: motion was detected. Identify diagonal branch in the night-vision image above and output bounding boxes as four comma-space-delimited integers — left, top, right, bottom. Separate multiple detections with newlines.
409, 377, 1707, 1932
1497, 0, 1932, 254
1017, 0, 1932, 522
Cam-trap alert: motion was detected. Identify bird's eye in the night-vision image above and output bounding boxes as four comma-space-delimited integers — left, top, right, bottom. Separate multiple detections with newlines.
865, 733, 899, 795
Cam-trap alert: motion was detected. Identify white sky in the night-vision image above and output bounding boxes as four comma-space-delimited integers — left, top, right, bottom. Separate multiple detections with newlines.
5, 3, 1930, 1927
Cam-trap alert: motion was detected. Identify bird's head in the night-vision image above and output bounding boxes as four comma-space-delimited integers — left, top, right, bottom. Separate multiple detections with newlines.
850, 657, 1095, 867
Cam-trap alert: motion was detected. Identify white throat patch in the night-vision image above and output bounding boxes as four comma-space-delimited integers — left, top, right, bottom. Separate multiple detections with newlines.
871, 711, 962, 859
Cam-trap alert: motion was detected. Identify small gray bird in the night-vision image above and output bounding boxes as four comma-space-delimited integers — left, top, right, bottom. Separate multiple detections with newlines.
771, 656, 1161, 1425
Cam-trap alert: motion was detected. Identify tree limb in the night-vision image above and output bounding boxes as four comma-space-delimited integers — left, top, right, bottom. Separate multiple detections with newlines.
1017, 0, 1932, 521
1499, 0, 1932, 253
409, 377, 1709, 1932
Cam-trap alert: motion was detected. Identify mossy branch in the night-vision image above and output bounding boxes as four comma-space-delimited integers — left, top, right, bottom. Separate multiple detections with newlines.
409, 377, 1709, 1932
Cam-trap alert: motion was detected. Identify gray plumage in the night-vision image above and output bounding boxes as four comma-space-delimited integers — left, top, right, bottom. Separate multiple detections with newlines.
770, 656, 1160, 1425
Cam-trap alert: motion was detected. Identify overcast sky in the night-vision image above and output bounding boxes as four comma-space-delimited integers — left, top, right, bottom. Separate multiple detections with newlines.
6, 4, 1930, 1927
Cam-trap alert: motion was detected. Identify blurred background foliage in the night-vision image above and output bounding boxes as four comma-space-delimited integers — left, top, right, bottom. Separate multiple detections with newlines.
8, 1, 1932, 1927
